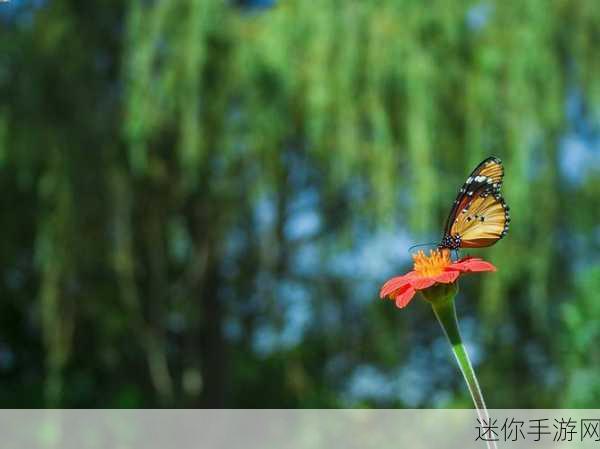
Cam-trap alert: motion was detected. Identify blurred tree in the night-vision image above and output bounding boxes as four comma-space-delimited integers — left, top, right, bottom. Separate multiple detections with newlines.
0, 0, 598, 407
561, 266, 600, 407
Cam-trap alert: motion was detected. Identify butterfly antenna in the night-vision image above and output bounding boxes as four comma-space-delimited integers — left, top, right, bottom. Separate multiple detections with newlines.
408, 242, 439, 252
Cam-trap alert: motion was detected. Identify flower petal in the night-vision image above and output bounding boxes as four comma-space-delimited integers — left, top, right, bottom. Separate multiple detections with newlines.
394, 285, 416, 308
409, 276, 436, 290
379, 271, 417, 298
452, 257, 497, 273
433, 270, 460, 284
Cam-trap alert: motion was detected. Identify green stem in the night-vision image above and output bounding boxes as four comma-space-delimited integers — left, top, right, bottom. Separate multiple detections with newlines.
431, 298, 486, 409
431, 297, 497, 449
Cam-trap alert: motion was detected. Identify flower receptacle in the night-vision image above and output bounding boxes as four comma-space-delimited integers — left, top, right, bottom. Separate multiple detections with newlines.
421, 281, 459, 306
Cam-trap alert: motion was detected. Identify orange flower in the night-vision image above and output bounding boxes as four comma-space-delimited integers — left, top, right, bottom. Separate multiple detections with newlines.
379, 249, 496, 308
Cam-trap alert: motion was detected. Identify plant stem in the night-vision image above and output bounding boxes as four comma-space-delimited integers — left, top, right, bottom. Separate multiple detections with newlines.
431, 297, 497, 449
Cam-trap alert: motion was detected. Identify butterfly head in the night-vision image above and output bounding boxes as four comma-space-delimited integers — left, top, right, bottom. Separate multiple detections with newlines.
439, 234, 462, 250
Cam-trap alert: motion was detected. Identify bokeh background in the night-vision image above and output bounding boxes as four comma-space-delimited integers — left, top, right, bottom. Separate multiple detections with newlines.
0, 0, 599, 408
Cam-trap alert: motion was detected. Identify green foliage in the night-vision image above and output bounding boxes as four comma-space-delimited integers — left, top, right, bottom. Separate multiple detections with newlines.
0, 0, 598, 407
561, 267, 600, 407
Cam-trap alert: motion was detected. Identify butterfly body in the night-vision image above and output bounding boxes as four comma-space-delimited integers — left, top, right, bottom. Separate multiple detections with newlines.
439, 157, 510, 250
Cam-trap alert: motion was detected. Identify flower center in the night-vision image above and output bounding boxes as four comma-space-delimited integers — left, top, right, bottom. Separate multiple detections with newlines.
412, 249, 452, 277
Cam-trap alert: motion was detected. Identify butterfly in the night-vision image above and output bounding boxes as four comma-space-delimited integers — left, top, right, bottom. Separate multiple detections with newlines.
439, 156, 510, 250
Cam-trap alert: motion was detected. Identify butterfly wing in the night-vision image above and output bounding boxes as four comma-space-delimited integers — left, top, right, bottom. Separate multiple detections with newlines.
474, 156, 504, 187
451, 190, 510, 248
440, 157, 509, 249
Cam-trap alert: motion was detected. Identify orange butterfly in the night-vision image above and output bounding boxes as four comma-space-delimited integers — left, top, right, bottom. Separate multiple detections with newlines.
439, 157, 510, 250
